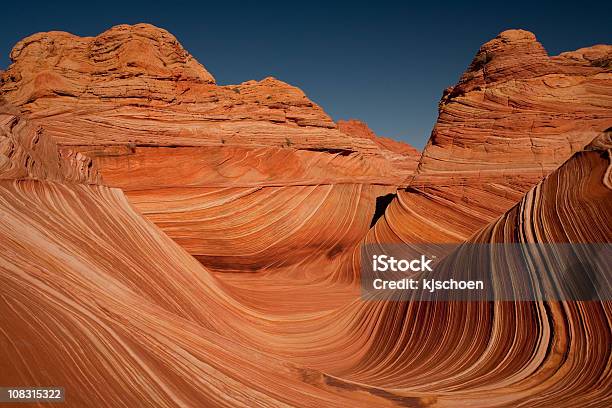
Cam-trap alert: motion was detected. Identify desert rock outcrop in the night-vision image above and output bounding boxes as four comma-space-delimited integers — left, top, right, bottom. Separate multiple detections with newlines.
373, 29, 612, 244
1, 25, 610, 407
337, 119, 420, 174
1, 24, 417, 269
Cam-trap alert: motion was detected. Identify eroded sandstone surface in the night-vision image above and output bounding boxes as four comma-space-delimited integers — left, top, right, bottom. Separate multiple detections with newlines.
374, 29, 612, 244
1, 25, 610, 407
1, 24, 424, 270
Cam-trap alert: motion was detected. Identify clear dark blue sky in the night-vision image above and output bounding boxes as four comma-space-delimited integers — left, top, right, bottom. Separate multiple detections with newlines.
1, 1, 610, 148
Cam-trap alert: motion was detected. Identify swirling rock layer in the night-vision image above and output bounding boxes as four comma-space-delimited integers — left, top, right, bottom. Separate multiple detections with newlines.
375, 29, 612, 243
0, 97, 100, 183
0, 25, 611, 407
0, 24, 419, 263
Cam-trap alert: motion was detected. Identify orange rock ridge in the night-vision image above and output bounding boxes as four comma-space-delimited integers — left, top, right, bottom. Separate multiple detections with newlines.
337, 118, 420, 174
374, 29, 612, 244
1, 24, 419, 269
0, 23, 413, 175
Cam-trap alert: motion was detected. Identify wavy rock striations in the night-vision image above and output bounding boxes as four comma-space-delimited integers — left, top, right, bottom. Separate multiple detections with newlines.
0, 107, 395, 406
0, 178, 406, 407
0, 24, 611, 407
373, 30, 612, 244
0, 24, 418, 268
0, 97, 100, 183
1, 121, 609, 408
337, 119, 421, 174
353, 132, 612, 406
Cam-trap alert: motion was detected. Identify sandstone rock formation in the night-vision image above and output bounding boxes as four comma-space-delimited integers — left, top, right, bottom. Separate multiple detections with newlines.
0, 23, 411, 170
353, 131, 612, 406
0, 24, 419, 270
424, 29, 611, 179
0, 97, 100, 183
373, 29, 612, 244
337, 119, 420, 173
1, 24, 610, 407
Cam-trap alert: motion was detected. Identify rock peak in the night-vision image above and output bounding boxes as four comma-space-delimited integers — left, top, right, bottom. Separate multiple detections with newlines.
476, 28, 547, 62
6, 23, 215, 93
496, 29, 537, 42
453, 28, 549, 89
337, 119, 420, 158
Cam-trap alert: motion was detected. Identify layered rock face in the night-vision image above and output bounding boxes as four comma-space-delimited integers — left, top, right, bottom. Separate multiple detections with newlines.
354, 132, 612, 406
0, 23, 411, 167
423, 29, 611, 179
0, 97, 100, 183
373, 29, 612, 243
1, 24, 611, 407
0, 182, 396, 407
0, 73, 393, 405
1, 24, 419, 270
2, 126, 610, 408
337, 119, 420, 174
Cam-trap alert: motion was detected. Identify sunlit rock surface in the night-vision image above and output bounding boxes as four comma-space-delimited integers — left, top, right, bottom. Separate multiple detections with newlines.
0, 24, 417, 268
373, 29, 612, 243
337, 119, 420, 175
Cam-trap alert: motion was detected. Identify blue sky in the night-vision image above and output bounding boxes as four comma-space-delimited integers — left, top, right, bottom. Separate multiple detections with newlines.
1, 0, 610, 148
